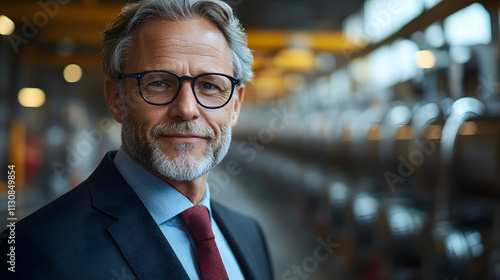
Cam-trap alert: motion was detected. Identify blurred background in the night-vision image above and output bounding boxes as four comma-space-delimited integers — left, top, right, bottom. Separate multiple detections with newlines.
1, 0, 500, 279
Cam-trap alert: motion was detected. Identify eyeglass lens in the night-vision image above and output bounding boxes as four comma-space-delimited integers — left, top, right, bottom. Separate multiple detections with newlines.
140, 72, 233, 107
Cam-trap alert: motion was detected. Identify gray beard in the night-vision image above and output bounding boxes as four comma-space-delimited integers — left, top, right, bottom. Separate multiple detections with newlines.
121, 113, 232, 181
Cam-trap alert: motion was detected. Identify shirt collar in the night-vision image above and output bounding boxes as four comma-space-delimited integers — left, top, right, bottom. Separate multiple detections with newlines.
113, 147, 212, 225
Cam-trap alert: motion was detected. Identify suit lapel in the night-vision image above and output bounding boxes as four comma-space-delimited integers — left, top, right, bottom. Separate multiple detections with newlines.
87, 152, 189, 280
107, 205, 188, 280
211, 202, 259, 280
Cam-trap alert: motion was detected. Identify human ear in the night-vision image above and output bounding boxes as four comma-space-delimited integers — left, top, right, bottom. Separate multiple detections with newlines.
104, 76, 123, 123
231, 85, 245, 127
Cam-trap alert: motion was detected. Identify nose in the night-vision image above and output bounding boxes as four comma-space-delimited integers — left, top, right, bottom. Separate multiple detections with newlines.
167, 80, 200, 121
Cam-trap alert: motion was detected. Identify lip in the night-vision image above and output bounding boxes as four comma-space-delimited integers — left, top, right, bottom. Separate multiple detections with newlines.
160, 134, 206, 143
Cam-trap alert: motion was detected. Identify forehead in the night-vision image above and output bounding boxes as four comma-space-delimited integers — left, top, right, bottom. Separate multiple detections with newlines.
125, 17, 232, 74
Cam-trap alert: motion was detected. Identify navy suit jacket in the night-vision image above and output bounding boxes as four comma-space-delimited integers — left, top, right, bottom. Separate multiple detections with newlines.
0, 152, 273, 280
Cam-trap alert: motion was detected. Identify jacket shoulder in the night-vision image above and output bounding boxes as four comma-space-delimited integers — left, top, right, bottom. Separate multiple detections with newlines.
0, 152, 124, 279
15, 181, 93, 230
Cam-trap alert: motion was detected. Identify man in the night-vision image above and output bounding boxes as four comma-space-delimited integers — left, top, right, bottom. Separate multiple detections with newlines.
0, 0, 273, 279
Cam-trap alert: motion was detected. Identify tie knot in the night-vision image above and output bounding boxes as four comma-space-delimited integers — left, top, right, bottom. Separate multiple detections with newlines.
179, 206, 214, 242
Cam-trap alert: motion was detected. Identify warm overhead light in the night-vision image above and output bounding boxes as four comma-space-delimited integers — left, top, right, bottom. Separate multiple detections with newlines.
18, 88, 46, 108
274, 48, 316, 72
63, 64, 83, 83
415, 50, 436, 69
0, 15, 15, 36
254, 75, 282, 93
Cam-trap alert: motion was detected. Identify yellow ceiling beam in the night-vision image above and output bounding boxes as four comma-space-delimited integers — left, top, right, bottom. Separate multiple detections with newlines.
246, 30, 289, 50
2, 1, 360, 74
1, 1, 121, 26
1, 1, 359, 54
246, 29, 360, 53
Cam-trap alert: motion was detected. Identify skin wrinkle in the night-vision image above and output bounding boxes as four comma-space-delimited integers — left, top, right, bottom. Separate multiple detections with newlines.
135, 26, 228, 61
142, 51, 229, 73
150, 38, 226, 54
106, 16, 244, 205
131, 28, 231, 77
140, 55, 225, 75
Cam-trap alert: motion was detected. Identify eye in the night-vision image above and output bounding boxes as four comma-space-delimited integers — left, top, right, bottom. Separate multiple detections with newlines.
200, 83, 217, 90
142, 72, 179, 93
144, 80, 176, 93
151, 81, 167, 87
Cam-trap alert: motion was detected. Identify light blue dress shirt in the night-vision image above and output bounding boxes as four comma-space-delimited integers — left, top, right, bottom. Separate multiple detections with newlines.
113, 148, 245, 280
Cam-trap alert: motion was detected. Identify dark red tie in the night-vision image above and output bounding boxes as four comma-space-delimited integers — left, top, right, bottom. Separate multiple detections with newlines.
179, 206, 229, 280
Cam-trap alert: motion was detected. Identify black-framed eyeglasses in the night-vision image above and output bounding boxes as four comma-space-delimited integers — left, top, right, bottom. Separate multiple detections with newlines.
118, 70, 240, 109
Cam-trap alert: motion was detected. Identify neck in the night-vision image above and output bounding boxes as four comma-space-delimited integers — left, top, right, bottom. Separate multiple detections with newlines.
124, 148, 208, 205
143, 162, 208, 205
162, 174, 208, 205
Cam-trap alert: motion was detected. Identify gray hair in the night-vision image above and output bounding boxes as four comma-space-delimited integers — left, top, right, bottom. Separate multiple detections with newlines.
102, 0, 253, 85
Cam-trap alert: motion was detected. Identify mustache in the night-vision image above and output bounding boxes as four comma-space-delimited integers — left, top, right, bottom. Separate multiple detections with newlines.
151, 122, 216, 140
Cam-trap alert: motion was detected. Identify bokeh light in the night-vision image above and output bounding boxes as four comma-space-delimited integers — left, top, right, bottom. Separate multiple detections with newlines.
0, 15, 15, 36
415, 50, 436, 69
18, 88, 46, 108
63, 64, 83, 83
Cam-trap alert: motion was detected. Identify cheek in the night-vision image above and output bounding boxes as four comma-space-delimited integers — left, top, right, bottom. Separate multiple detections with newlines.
127, 106, 165, 139
205, 110, 233, 139
121, 84, 144, 110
